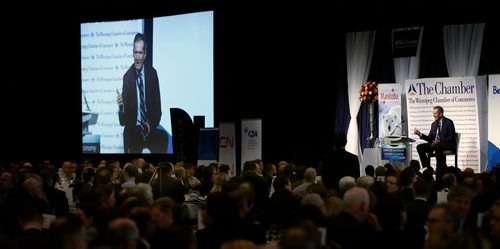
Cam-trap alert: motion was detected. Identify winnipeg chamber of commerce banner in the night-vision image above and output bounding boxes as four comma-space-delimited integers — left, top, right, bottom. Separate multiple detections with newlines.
406, 77, 486, 172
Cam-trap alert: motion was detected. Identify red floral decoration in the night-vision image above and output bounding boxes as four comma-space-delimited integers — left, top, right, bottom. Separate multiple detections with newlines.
359, 81, 378, 103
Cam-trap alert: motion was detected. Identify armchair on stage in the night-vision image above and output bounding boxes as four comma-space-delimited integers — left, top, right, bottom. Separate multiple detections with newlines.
82, 111, 100, 153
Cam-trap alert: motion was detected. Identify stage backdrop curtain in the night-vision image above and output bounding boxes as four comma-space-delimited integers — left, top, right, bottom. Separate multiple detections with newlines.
345, 31, 376, 162
392, 27, 424, 136
444, 23, 487, 170
443, 23, 485, 77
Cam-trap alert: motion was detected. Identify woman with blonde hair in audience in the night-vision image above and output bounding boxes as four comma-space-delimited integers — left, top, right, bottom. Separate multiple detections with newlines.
210, 172, 231, 194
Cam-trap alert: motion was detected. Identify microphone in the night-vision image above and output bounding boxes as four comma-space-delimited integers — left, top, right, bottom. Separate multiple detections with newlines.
82, 90, 91, 111
390, 119, 405, 136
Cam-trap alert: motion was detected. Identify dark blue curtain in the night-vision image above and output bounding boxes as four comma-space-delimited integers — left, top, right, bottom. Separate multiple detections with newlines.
334, 80, 350, 135
334, 83, 378, 150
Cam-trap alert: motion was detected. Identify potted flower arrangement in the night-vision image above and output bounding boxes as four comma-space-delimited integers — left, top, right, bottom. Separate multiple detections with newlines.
359, 81, 378, 140
359, 81, 378, 103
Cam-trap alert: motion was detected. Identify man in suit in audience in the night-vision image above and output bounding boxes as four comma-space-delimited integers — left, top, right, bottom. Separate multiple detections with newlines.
321, 131, 360, 191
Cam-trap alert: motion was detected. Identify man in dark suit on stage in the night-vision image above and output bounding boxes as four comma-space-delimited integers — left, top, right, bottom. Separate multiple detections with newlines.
414, 106, 456, 172
117, 33, 168, 153
321, 131, 360, 191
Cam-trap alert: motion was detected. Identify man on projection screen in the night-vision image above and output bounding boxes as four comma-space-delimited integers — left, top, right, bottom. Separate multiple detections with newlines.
117, 33, 168, 153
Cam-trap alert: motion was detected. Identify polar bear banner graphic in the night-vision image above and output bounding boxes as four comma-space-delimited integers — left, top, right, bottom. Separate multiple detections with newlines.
378, 83, 402, 138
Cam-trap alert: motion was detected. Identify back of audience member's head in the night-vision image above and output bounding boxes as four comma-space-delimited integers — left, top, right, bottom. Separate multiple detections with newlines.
324, 195, 343, 217
422, 167, 435, 183
374, 195, 405, 230
221, 177, 242, 193
94, 167, 112, 186
356, 176, 374, 189
442, 172, 458, 189
409, 160, 421, 173
296, 203, 326, 227
48, 216, 86, 249
279, 219, 319, 249
447, 231, 492, 249
365, 165, 375, 177
273, 175, 291, 192
301, 193, 325, 209
75, 202, 99, 226
339, 176, 356, 197
306, 183, 327, 198
342, 187, 370, 221
370, 181, 388, 202
333, 131, 347, 148
128, 206, 152, 237
206, 192, 239, 224
413, 177, 432, 198
264, 162, 276, 176
87, 184, 116, 209
375, 166, 386, 181
119, 196, 144, 216
242, 161, 257, 174
399, 166, 416, 187
219, 164, 231, 174
303, 167, 317, 183
107, 218, 139, 249
19, 197, 45, 225
152, 196, 181, 223
384, 163, 395, 172
82, 167, 95, 183
294, 165, 307, 181
124, 165, 139, 178
220, 240, 257, 249
279, 164, 295, 179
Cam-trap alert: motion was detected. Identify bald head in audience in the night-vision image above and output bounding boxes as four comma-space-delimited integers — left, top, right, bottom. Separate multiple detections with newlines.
342, 187, 371, 222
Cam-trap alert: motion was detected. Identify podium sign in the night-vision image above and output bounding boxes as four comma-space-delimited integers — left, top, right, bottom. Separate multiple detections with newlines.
381, 144, 406, 161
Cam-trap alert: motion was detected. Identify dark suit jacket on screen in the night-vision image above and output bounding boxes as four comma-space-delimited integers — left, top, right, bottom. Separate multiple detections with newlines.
119, 63, 162, 130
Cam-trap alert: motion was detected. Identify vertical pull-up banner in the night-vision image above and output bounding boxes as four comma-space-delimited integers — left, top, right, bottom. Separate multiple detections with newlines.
378, 83, 406, 161
378, 83, 402, 137
406, 77, 483, 172
488, 74, 500, 170
219, 122, 236, 176
197, 128, 219, 166
241, 119, 262, 171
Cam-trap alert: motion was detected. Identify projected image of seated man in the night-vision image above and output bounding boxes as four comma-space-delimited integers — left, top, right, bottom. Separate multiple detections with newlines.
116, 33, 168, 153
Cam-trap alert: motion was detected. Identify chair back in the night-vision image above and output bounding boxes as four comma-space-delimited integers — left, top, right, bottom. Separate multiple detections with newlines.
455, 132, 461, 152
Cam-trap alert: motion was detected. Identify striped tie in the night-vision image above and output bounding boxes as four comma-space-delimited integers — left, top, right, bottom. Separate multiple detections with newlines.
436, 122, 441, 141
138, 72, 147, 138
